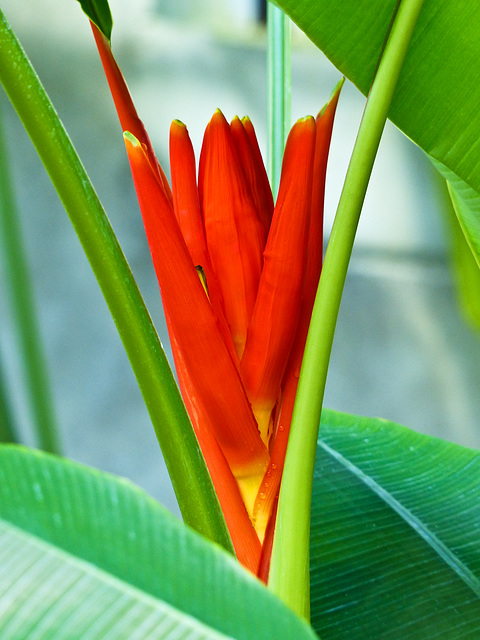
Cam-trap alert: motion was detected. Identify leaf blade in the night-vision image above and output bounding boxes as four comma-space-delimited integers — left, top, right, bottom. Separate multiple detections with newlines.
310, 409, 480, 639
0, 445, 318, 640
0, 520, 236, 640
273, 0, 480, 198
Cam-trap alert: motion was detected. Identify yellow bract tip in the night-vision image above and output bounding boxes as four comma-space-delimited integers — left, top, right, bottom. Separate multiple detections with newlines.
123, 130, 140, 146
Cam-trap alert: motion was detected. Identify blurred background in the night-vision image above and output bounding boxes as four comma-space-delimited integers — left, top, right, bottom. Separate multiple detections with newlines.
1, 0, 479, 516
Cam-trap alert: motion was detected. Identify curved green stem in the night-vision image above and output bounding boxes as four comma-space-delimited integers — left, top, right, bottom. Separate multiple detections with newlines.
267, 2, 291, 196
269, 0, 426, 619
0, 9, 233, 554
0, 99, 60, 453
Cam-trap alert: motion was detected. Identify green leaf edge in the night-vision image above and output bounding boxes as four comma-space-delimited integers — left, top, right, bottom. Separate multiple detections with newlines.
75, 0, 113, 40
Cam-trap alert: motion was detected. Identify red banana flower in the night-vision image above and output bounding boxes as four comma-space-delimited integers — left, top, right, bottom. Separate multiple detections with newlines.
91, 23, 341, 579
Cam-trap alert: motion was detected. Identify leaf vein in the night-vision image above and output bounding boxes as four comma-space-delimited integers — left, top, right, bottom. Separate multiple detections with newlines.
318, 439, 480, 598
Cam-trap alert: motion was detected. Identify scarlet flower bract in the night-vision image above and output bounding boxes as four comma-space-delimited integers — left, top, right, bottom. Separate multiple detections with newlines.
92, 23, 341, 578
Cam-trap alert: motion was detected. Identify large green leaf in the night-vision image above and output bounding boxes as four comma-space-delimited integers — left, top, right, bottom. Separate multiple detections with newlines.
0, 521, 235, 639
273, 0, 480, 275
310, 409, 480, 639
273, 0, 480, 198
0, 445, 317, 639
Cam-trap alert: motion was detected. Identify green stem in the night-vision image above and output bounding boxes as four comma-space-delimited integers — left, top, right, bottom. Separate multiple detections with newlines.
267, 2, 291, 196
0, 350, 17, 443
268, 0, 425, 620
0, 99, 60, 453
0, 9, 233, 554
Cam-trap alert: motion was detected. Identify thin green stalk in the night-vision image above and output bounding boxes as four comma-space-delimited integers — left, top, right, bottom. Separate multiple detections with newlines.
0, 9, 233, 554
268, 0, 426, 620
0, 100, 60, 453
267, 2, 291, 196
0, 350, 17, 443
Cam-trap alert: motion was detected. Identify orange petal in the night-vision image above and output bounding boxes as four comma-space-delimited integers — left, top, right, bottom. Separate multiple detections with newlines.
252, 84, 342, 544
243, 118, 275, 231
91, 22, 172, 203
124, 132, 269, 496
198, 110, 265, 358
240, 117, 317, 443
305, 80, 344, 305
169, 120, 238, 364
168, 318, 261, 574
251, 374, 295, 541
230, 116, 274, 236
169, 120, 205, 264
257, 496, 278, 583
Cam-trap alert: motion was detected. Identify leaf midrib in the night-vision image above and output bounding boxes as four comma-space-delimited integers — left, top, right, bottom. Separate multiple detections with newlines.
318, 439, 480, 598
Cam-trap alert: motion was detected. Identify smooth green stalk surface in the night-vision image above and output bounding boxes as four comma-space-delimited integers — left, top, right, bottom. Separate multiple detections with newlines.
0, 9, 233, 554
0, 353, 17, 443
267, 2, 291, 196
0, 101, 60, 453
269, 0, 426, 620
